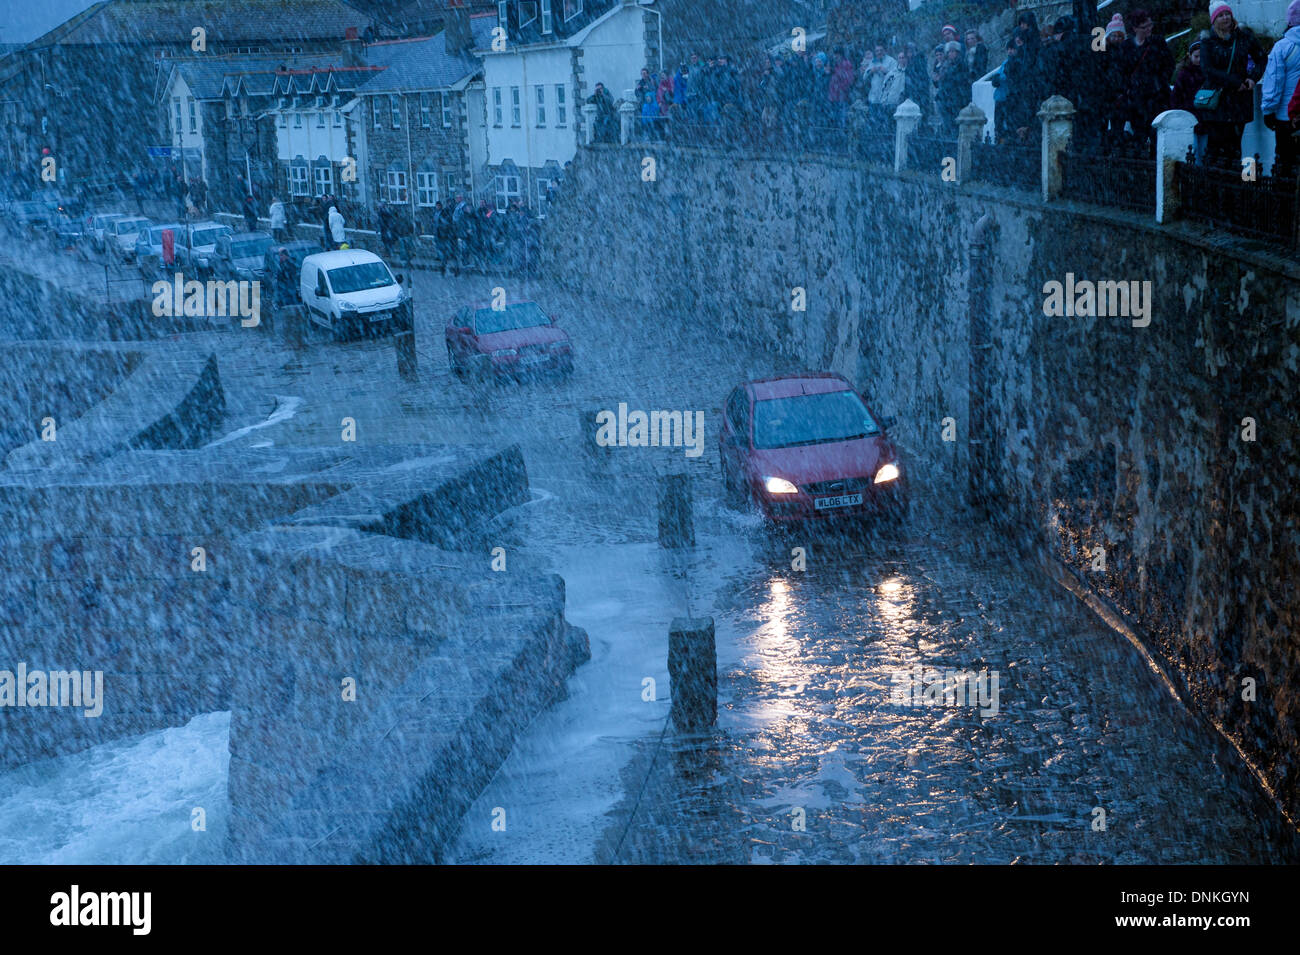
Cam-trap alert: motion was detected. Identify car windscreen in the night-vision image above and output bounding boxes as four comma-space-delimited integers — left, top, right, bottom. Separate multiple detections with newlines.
327, 261, 395, 294
752, 390, 880, 449
472, 302, 549, 335
230, 236, 272, 259
116, 220, 148, 234
190, 227, 228, 247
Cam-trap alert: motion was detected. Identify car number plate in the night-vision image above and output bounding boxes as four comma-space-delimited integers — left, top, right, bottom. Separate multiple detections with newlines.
367, 311, 389, 323
521, 352, 548, 364
814, 493, 863, 510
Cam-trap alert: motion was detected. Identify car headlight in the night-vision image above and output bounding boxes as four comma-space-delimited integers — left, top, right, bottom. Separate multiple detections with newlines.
339, 302, 358, 312
491, 348, 517, 358
763, 476, 799, 495
874, 463, 901, 484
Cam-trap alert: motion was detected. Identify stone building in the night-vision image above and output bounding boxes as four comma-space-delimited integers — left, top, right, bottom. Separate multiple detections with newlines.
352, 11, 497, 233
0, 0, 375, 190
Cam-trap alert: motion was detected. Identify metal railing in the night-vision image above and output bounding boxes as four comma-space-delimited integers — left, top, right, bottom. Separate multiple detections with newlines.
1176, 149, 1298, 247
1060, 141, 1155, 214
971, 133, 1037, 191
907, 135, 956, 178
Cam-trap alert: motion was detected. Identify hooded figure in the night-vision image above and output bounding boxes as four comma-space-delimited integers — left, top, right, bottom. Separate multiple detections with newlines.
1262, 0, 1300, 170
328, 205, 345, 246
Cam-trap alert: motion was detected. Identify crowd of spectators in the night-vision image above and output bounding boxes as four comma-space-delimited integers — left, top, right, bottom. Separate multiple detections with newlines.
615, 1, 1300, 177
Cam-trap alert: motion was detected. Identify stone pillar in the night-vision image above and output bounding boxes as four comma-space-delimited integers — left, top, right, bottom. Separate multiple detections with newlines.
658, 473, 693, 548
618, 100, 636, 145
668, 617, 716, 731
1038, 95, 1075, 202
582, 103, 598, 146
956, 103, 987, 184
1152, 109, 1198, 224
894, 99, 921, 174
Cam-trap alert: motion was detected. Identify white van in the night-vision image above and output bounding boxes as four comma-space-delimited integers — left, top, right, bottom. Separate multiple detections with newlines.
299, 249, 410, 340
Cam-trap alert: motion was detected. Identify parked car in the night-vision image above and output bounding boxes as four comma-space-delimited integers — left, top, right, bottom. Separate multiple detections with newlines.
85, 212, 127, 253
177, 220, 233, 277
718, 372, 908, 525
49, 210, 85, 251
261, 238, 321, 279
210, 231, 274, 282
445, 300, 574, 379
107, 216, 150, 263
8, 199, 53, 231
299, 249, 410, 341
135, 222, 189, 277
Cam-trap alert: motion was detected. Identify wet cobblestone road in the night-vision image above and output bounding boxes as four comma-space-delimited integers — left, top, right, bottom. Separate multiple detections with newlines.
11, 245, 1298, 864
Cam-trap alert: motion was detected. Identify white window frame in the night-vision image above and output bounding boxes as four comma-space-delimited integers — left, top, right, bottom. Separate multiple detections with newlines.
519, 1, 537, 27
498, 1, 509, 30
390, 95, 402, 128
534, 85, 546, 127
510, 86, 521, 127
446, 172, 458, 198
173, 97, 183, 136
386, 169, 408, 204
494, 173, 520, 212
440, 91, 453, 128
416, 170, 439, 207
294, 112, 303, 128
419, 92, 431, 128
555, 84, 567, 125
541, 0, 553, 33
535, 177, 551, 217
313, 165, 333, 197
492, 87, 503, 126
563, 0, 582, 22
333, 109, 342, 127
289, 165, 310, 196
373, 98, 382, 129
188, 97, 197, 133
316, 109, 326, 128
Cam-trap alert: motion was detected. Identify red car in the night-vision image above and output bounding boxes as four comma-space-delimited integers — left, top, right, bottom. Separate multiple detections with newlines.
718, 373, 908, 524
445, 300, 574, 379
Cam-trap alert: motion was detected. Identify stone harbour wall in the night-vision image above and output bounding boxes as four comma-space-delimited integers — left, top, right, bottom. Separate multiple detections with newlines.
541, 143, 1300, 823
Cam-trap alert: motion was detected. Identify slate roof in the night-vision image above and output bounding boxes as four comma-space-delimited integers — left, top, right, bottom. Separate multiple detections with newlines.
29, 0, 374, 47
355, 13, 496, 94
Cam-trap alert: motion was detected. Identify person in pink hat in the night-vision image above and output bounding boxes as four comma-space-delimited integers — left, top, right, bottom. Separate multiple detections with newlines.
1198, 1, 1265, 166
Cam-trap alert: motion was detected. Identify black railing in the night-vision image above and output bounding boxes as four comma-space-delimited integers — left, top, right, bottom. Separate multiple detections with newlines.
970, 133, 1037, 191
1176, 149, 1298, 247
907, 135, 956, 178
1060, 141, 1156, 214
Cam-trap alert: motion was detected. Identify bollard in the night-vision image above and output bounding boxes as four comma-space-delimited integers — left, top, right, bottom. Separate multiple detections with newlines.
669, 616, 716, 731
394, 303, 417, 381
658, 473, 693, 548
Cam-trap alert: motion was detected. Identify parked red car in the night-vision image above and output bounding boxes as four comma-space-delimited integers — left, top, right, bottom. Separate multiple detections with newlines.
445, 300, 574, 379
718, 373, 908, 524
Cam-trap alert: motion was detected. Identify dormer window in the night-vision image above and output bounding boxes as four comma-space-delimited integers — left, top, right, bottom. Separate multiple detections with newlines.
519, 1, 537, 27
563, 0, 581, 22
541, 0, 553, 33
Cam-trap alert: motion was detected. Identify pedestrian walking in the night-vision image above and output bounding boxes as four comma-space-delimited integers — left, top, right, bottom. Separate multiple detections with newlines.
269, 196, 286, 241
328, 204, 346, 249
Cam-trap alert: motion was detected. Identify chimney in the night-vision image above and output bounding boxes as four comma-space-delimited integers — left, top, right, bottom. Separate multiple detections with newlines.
445, 4, 473, 55
342, 26, 365, 67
